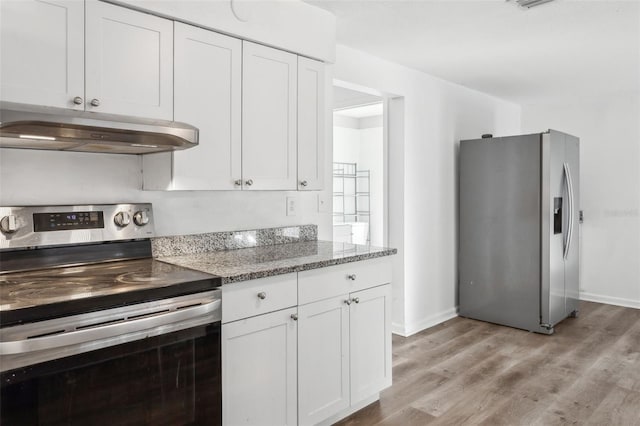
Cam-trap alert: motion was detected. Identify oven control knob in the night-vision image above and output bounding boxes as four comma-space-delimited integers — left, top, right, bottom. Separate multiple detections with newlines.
114, 211, 131, 227
0, 215, 18, 234
133, 211, 149, 226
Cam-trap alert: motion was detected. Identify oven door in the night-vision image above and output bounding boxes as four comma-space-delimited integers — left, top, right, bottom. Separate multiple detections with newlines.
0, 291, 221, 426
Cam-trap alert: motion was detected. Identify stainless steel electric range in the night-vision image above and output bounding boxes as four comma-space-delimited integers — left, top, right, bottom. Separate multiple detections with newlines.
0, 204, 222, 425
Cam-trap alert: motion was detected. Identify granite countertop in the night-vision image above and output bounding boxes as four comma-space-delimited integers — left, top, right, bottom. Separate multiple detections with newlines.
156, 240, 397, 284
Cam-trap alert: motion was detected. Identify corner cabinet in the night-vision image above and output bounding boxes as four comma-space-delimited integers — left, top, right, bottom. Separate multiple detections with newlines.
0, 0, 173, 120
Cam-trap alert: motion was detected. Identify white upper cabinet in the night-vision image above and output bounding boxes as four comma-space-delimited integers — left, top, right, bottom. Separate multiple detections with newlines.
242, 41, 298, 190
0, 0, 84, 109
170, 23, 242, 190
85, 1, 173, 120
297, 57, 325, 191
1, 0, 173, 121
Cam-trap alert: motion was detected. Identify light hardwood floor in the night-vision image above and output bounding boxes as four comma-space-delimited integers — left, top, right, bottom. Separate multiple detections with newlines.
335, 301, 640, 425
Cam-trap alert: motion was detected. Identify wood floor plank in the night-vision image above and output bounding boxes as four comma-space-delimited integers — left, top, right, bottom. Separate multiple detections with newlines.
335, 302, 640, 426
411, 352, 521, 417
585, 386, 640, 426
376, 407, 437, 426
335, 371, 449, 425
528, 375, 618, 424
475, 366, 581, 425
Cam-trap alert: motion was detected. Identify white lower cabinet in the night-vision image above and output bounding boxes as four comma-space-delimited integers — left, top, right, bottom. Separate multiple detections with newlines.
222, 258, 392, 426
298, 284, 392, 426
349, 285, 393, 403
222, 307, 298, 426
298, 296, 350, 425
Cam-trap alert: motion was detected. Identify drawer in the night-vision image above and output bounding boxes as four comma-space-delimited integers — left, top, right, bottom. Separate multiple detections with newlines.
222, 273, 297, 323
298, 257, 392, 305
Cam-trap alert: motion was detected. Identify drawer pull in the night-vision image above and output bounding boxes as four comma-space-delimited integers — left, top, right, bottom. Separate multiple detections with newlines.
257, 292, 267, 300
291, 313, 298, 321
352, 297, 360, 304
344, 299, 352, 305
347, 274, 357, 281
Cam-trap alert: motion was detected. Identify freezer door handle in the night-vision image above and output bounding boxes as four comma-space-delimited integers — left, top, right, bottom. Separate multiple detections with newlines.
563, 162, 575, 260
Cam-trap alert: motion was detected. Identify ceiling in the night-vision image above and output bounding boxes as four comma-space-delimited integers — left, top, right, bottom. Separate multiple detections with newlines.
306, 0, 640, 105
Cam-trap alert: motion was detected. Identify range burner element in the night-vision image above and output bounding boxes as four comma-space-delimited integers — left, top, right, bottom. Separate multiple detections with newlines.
0, 258, 219, 315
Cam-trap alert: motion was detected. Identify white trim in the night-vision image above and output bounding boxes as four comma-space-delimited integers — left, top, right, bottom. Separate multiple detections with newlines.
392, 307, 459, 337
580, 292, 640, 309
391, 321, 407, 336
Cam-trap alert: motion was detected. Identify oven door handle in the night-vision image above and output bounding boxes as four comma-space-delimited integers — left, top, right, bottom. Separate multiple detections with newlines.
0, 298, 221, 355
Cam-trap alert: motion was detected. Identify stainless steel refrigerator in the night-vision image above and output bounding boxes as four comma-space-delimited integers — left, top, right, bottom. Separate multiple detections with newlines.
459, 130, 580, 334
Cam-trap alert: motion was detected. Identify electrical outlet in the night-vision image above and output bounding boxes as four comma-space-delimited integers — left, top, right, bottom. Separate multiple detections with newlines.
286, 196, 297, 216
317, 193, 329, 213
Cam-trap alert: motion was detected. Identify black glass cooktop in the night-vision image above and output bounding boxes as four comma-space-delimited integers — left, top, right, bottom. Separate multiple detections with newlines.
0, 259, 220, 326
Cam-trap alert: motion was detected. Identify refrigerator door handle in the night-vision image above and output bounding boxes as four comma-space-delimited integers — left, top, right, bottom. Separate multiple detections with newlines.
563, 162, 574, 260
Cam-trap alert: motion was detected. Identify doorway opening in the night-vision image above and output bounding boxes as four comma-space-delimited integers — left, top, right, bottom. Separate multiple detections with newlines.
332, 85, 385, 247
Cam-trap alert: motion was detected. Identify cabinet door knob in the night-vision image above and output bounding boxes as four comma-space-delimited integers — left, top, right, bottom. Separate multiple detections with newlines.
300, 180, 308, 187
73, 96, 83, 105
291, 313, 298, 321
90, 98, 100, 107
245, 179, 254, 186
257, 292, 266, 300
234, 179, 243, 186
347, 274, 357, 281
344, 299, 352, 305
352, 297, 360, 304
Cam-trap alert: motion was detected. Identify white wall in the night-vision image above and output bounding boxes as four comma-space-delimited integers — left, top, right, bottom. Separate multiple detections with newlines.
522, 92, 640, 309
333, 45, 522, 336
0, 148, 333, 238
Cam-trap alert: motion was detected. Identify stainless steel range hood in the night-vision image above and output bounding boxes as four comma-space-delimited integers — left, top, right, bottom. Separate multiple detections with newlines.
0, 103, 198, 154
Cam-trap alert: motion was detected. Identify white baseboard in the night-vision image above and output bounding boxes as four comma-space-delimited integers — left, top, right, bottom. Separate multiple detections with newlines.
391, 293, 640, 338
392, 307, 459, 337
580, 291, 640, 309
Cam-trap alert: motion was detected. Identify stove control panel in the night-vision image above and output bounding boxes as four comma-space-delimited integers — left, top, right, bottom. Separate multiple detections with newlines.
0, 204, 155, 250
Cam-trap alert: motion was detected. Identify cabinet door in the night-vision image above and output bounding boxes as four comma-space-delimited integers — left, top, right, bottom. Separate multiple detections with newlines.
297, 57, 325, 190
242, 41, 297, 190
0, 0, 84, 109
85, 1, 173, 120
298, 296, 350, 425
222, 308, 298, 426
171, 23, 242, 190
350, 284, 392, 404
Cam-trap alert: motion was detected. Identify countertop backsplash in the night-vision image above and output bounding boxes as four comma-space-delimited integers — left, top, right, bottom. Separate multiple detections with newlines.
151, 224, 318, 257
